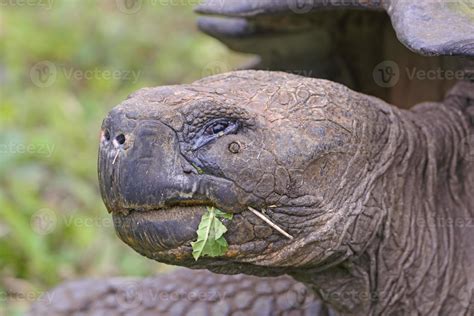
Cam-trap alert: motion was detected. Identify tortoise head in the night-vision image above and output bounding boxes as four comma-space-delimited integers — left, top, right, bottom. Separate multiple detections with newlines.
98, 71, 394, 275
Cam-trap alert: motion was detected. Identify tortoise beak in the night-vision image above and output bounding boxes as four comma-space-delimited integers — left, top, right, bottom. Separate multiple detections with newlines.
98, 112, 249, 215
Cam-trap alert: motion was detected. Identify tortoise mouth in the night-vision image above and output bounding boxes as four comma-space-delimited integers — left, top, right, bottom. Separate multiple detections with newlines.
112, 205, 211, 253
111, 203, 301, 270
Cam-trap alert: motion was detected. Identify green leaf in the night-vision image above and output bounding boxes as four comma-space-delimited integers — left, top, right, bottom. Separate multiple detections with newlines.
215, 208, 233, 220
191, 163, 205, 175
191, 207, 232, 260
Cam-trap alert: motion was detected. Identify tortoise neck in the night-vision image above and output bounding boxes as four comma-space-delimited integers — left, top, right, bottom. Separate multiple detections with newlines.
369, 97, 474, 315
292, 94, 474, 315
365, 102, 473, 315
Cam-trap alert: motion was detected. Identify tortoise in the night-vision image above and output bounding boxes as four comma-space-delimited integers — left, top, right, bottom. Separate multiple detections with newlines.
197, 0, 474, 108
31, 0, 474, 315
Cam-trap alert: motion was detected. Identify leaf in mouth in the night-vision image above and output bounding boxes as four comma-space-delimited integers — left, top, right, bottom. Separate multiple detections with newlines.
191, 207, 233, 260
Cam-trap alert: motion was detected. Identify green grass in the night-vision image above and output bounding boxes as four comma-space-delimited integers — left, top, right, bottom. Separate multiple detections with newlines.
0, 1, 248, 314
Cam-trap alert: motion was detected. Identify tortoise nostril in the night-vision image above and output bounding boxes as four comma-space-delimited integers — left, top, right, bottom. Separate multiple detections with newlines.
116, 134, 126, 145
183, 165, 193, 174
103, 130, 111, 142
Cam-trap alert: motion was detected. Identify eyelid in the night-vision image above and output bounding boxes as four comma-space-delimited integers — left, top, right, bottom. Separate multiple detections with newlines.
192, 119, 239, 150
205, 121, 227, 134
205, 118, 230, 127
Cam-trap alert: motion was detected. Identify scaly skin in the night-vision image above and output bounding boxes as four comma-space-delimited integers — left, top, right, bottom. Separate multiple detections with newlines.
31, 70, 470, 315
29, 269, 327, 316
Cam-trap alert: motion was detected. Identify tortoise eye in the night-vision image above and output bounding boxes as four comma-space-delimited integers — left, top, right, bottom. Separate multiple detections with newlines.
192, 119, 240, 150
205, 122, 229, 135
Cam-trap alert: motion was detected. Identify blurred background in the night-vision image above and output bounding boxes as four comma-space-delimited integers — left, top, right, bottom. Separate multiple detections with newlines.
0, 1, 249, 314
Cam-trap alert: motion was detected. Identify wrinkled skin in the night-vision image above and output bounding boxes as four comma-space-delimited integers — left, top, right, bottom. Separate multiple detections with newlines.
97, 71, 474, 315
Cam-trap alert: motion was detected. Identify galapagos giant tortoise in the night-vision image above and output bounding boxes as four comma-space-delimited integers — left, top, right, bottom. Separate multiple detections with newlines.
31, 1, 474, 315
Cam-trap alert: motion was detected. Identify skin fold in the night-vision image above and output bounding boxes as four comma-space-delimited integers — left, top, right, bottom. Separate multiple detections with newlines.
92, 71, 473, 315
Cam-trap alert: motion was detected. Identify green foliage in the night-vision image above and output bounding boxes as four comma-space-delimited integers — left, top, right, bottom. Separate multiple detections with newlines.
0, 1, 247, 314
191, 207, 233, 260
